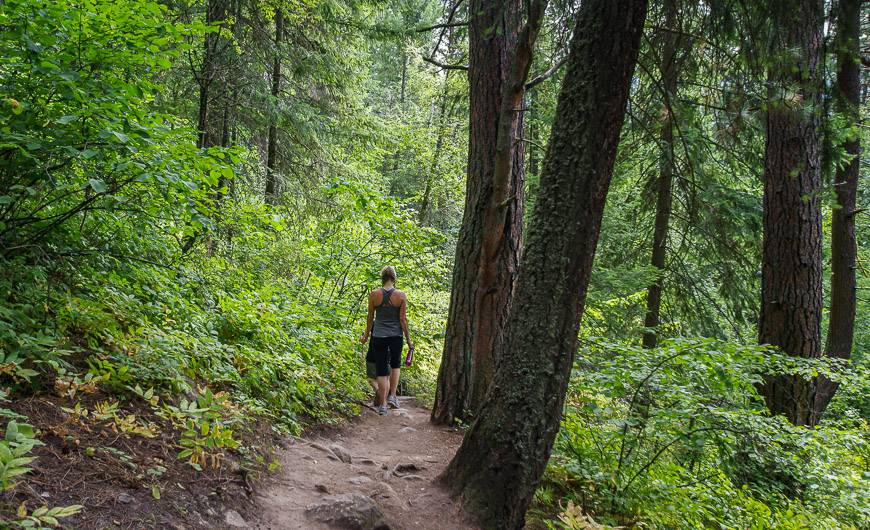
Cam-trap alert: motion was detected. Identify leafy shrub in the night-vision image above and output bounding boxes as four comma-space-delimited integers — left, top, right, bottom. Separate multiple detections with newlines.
536, 338, 870, 529
0, 421, 39, 491
0, 420, 82, 528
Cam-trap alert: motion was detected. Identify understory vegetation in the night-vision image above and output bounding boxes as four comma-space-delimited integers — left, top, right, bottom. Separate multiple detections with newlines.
536, 338, 869, 529
0, 0, 868, 528
0, 0, 452, 525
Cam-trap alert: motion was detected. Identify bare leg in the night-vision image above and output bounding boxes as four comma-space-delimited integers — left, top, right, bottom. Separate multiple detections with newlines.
367, 378, 378, 405
376, 375, 389, 406
389, 367, 401, 398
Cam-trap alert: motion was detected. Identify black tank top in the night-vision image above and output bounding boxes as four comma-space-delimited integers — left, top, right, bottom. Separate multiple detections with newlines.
372, 288, 401, 338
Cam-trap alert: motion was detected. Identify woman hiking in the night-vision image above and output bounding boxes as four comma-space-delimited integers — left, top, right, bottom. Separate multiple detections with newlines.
360, 266, 413, 415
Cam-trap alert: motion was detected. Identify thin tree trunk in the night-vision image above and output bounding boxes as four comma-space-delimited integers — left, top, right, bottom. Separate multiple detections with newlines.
527, 89, 539, 188
440, 1, 648, 527
643, 0, 680, 348
758, 0, 824, 426
400, 52, 407, 109
512, 102, 526, 227
811, 0, 861, 423
420, 83, 452, 225
197, 0, 228, 149
218, 100, 230, 191
196, 78, 210, 149
206, 98, 232, 256
186, 0, 229, 254
265, 8, 283, 203
421, 29, 459, 226
432, 0, 525, 424
418, 138, 442, 225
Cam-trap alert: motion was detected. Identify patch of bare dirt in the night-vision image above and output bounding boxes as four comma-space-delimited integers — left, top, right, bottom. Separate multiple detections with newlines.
254, 397, 473, 530
1, 393, 267, 529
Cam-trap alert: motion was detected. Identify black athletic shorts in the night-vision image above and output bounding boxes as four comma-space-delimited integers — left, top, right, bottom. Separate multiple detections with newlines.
366, 336, 403, 377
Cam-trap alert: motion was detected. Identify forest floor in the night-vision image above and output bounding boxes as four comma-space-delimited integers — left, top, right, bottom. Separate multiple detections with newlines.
6, 393, 262, 529
253, 396, 473, 530
2, 393, 473, 529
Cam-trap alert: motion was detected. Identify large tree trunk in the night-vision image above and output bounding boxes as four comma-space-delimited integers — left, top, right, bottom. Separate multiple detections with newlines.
432, 0, 525, 424
440, 1, 648, 527
642, 0, 680, 349
758, 0, 824, 427
470, 0, 543, 413
265, 8, 283, 203
811, 0, 861, 423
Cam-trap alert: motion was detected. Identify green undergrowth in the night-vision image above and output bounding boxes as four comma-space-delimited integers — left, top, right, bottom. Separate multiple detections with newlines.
531, 337, 870, 530
1, 187, 447, 427
0, 0, 449, 522
0, 188, 448, 524
4, 253, 351, 437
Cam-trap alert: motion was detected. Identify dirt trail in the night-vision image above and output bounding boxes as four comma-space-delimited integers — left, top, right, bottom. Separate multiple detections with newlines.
253, 397, 473, 529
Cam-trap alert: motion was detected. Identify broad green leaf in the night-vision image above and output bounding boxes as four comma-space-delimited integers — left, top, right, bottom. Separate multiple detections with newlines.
89, 179, 108, 193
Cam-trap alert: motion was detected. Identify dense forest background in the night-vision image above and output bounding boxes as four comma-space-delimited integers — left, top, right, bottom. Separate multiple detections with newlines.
0, 0, 868, 528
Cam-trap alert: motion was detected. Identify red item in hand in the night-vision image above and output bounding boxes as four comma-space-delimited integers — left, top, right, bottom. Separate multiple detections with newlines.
404, 346, 414, 367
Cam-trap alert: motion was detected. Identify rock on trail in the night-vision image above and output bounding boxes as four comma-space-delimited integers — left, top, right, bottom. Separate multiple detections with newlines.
252, 397, 472, 529
330, 444, 353, 464
225, 509, 249, 528
305, 493, 390, 530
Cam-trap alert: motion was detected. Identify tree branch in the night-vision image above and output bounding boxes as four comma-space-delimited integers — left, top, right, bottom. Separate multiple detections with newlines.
426, 0, 466, 64
416, 21, 467, 32
422, 56, 468, 71
525, 56, 568, 90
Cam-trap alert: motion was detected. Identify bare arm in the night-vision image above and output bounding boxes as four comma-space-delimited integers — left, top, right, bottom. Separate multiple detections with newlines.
399, 294, 412, 348
361, 292, 375, 342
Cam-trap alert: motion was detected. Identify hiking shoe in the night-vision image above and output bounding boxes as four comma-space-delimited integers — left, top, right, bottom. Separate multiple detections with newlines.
377, 405, 388, 416
387, 395, 399, 409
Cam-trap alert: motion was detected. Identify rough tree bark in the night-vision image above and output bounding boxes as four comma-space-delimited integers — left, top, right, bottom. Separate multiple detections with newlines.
432, 0, 526, 424
642, 0, 680, 349
758, 0, 824, 426
470, 0, 543, 410
440, 1, 648, 527
811, 0, 861, 423
265, 8, 283, 203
